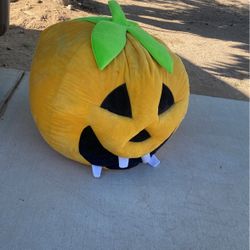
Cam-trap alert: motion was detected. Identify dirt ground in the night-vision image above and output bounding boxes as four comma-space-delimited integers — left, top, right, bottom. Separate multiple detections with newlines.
0, 0, 249, 100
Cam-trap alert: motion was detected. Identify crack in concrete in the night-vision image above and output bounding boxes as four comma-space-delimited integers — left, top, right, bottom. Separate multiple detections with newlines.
0, 71, 25, 117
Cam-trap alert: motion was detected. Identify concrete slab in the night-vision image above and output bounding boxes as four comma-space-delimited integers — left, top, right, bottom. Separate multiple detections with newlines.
0, 75, 249, 250
0, 67, 24, 116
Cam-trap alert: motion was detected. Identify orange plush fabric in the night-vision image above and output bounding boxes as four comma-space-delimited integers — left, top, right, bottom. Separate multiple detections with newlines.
30, 3, 189, 171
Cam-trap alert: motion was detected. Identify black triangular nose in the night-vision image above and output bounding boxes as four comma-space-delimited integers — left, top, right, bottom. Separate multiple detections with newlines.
129, 129, 150, 142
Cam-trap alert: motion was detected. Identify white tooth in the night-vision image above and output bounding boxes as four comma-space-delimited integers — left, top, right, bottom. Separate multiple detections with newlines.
141, 153, 151, 163
118, 157, 129, 168
148, 154, 160, 168
91, 165, 102, 178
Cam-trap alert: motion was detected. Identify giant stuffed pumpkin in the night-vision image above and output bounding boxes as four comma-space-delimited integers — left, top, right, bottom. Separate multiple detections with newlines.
29, 0, 189, 178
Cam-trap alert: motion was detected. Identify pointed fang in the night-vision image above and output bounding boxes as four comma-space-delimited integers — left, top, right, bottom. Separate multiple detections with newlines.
118, 157, 129, 168
141, 153, 151, 163
148, 154, 160, 168
92, 165, 102, 178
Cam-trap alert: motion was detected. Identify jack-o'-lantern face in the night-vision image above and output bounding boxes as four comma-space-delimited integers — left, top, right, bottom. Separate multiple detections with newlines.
78, 82, 175, 169
30, 0, 189, 174
76, 38, 189, 169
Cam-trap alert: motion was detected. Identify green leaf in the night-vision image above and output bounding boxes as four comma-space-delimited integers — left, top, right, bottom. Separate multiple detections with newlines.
74, 16, 138, 27
74, 16, 112, 24
108, 0, 127, 25
92, 20, 127, 70
127, 26, 173, 73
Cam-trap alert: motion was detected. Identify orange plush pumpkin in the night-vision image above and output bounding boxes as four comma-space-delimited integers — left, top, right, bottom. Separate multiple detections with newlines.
30, 0, 189, 177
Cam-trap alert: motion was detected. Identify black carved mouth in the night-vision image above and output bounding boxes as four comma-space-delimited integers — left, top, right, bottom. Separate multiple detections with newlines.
79, 126, 171, 170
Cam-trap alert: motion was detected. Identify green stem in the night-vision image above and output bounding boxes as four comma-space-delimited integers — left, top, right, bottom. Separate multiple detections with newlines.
108, 0, 127, 25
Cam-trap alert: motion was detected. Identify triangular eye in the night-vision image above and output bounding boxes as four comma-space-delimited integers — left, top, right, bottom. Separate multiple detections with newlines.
158, 84, 174, 115
101, 84, 132, 117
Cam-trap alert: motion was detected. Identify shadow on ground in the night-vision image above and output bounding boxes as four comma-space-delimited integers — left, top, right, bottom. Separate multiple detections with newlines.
183, 58, 248, 100
0, 25, 39, 70
73, 0, 249, 86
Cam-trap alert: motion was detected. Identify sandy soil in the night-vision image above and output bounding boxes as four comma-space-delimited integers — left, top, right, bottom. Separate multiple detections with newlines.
0, 0, 249, 100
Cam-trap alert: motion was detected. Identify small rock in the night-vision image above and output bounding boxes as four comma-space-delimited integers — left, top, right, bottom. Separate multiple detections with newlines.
67, 4, 73, 10
22, 43, 31, 49
57, 15, 69, 21
40, 14, 48, 21
6, 47, 12, 51
26, 6, 33, 10
53, 0, 70, 6
37, 0, 43, 3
